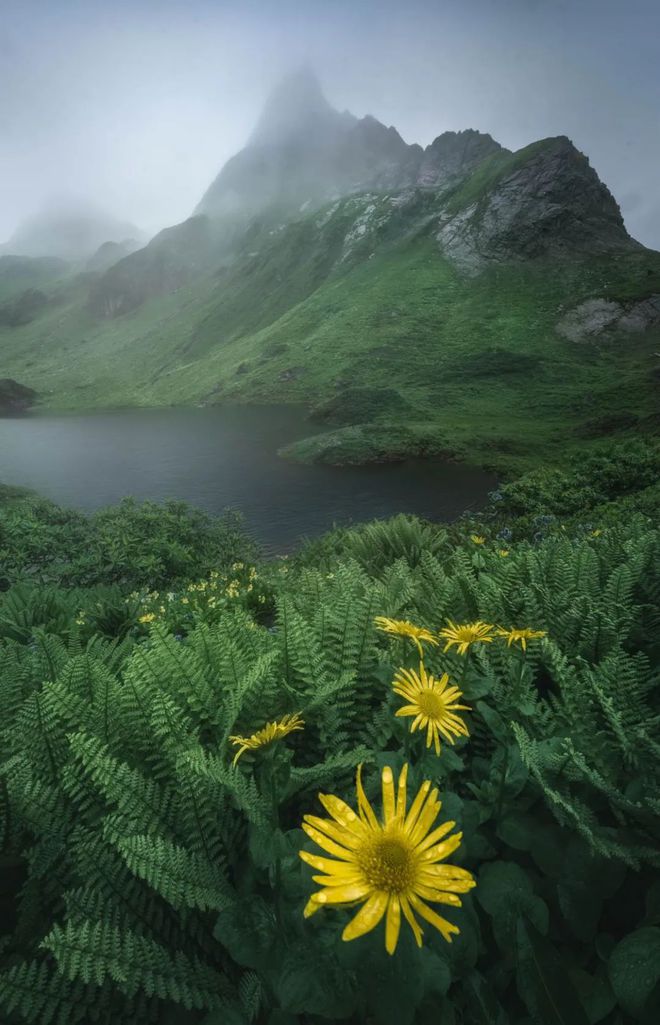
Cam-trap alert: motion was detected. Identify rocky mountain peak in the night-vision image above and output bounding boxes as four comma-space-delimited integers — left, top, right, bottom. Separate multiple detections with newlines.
419, 129, 506, 189
434, 134, 637, 272
248, 68, 353, 148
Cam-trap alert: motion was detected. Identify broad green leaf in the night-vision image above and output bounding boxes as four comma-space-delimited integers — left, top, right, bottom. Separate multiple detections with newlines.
498, 812, 536, 851
569, 968, 616, 1025
463, 971, 509, 1025
214, 897, 278, 972
476, 701, 508, 742
478, 861, 548, 950
608, 927, 660, 1017
276, 942, 357, 1019
558, 881, 603, 944
516, 918, 590, 1025
357, 935, 424, 1025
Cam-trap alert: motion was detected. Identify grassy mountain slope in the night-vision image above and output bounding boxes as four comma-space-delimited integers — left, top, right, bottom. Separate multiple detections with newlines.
1, 136, 659, 473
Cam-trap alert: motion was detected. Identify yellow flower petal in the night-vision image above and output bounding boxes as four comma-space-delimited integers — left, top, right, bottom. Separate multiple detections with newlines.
301, 822, 358, 859
342, 891, 389, 942
385, 895, 402, 954
409, 894, 460, 942
381, 766, 396, 825
395, 762, 408, 820
356, 764, 379, 830
400, 894, 424, 946
317, 794, 367, 835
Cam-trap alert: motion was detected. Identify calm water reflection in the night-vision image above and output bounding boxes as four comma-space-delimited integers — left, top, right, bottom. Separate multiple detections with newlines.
0, 406, 495, 550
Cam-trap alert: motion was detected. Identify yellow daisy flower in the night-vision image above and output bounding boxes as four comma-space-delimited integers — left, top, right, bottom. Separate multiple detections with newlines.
374, 617, 439, 659
470, 535, 486, 545
497, 549, 510, 558
138, 612, 156, 624
496, 627, 547, 651
300, 763, 475, 954
229, 712, 304, 766
590, 529, 602, 538
392, 663, 471, 755
438, 620, 495, 656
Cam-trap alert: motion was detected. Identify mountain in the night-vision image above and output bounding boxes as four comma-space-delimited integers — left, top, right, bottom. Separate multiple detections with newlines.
86, 238, 142, 274
0, 254, 68, 301
196, 68, 512, 220
0, 70, 658, 472
1, 205, 143, 263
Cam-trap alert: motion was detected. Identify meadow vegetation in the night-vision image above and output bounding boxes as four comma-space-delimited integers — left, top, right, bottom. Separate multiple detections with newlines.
0, 439, 658, 1024
2, 207, 659, 475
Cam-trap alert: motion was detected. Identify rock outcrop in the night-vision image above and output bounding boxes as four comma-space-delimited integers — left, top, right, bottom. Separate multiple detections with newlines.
435, 137, 636, 273
418, 129, 505, 189
0, 379, 37, 414
557, 294, 660, 342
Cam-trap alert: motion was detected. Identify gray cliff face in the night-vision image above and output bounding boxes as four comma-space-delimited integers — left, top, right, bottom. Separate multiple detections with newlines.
418, 130, 505, 189
435, 137, 636, 273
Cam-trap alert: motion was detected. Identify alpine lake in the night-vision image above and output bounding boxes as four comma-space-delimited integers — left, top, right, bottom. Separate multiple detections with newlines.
0, 405, 496, 551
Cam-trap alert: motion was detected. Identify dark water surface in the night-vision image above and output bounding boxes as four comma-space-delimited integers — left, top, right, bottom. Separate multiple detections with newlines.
0, 406, 496, 551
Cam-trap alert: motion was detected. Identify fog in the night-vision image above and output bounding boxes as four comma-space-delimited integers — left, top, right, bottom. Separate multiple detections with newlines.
2, 0, 659, 248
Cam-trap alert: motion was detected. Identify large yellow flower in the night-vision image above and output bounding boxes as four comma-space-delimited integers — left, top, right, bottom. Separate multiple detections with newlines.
374, 617, 439, 659
300, 763, 475, 954
439, 619, 495, 656
496, 627, 547, 651
229, 713, 304, 766
392, 663, 471, 755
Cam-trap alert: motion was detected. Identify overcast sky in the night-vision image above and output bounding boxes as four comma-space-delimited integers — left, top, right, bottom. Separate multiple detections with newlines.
1, 0, 659, 247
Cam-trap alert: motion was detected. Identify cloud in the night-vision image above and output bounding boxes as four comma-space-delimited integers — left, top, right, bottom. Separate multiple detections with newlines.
1, 0, 659, 248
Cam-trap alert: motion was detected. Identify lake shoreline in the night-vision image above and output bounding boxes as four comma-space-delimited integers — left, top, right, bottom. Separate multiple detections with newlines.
0, 405, 497, 550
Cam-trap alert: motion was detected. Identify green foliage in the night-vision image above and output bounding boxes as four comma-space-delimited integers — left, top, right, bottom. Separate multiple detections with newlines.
478, 438, 660, 537
0, 497, 658, 1023
0, 495, 256, 589
2, 192, 659, 474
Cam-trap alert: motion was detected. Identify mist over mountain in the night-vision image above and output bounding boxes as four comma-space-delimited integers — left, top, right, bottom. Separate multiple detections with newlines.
88, 69, 640, 320
1, 205, 144, 263
196, 68, 505, 219
1, 67, 658, 470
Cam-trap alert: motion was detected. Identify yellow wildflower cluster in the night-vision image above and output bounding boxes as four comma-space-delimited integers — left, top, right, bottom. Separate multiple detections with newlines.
131, 563, 265, 628
297, 611, 548, 952
223, 595, 547, 957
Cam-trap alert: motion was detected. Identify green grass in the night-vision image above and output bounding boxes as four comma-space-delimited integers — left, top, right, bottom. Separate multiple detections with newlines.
1, 193, 659, 474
